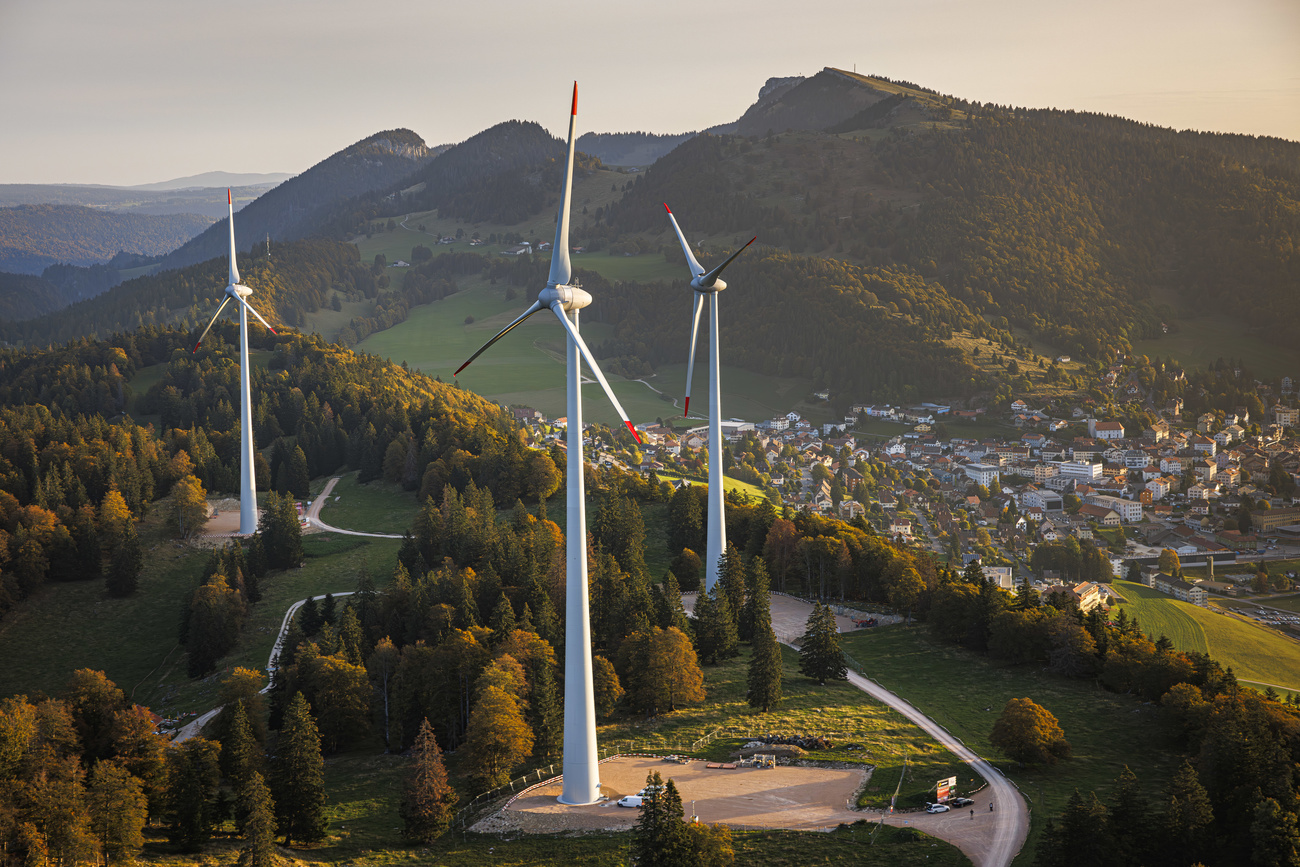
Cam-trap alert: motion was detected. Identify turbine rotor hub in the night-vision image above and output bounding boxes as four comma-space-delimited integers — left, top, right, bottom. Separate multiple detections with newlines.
692, 276, 725, 293
231, 284, 252, 299
540, 284, 592, 311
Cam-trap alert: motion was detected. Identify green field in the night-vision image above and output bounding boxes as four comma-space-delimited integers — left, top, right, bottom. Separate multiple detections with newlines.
1260, 594, 1300, 614
355, 282, 816, 429
1134, 315, 1298, 381
653, 472, 768, 503
1111, 580, 1300, 693
316, 470, 421, 534
0, 500, 400, 718
839, 625, 1182, 865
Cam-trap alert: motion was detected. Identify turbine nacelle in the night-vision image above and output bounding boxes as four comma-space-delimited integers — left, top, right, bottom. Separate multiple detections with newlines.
230, 284, 252, 300
540, 283, 592, 312
692, 276, 726, 293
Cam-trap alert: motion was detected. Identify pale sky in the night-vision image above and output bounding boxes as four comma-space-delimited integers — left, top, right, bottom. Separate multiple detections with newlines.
1, 0, 1297, 186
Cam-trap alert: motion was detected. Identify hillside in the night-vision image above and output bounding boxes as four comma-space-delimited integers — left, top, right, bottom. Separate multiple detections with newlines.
600, 85, 1300, 372
0, 204, 212, 273
0, 271, 64, 321
577, 130, 697, 166
159, 129, 437, 270
0, 238, 364, 345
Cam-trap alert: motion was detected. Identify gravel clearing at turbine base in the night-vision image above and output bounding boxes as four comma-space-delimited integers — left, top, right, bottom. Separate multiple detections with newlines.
478, 756, 870, 833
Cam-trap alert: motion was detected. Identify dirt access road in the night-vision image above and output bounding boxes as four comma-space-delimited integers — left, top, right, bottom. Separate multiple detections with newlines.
682, 592, 1028, 867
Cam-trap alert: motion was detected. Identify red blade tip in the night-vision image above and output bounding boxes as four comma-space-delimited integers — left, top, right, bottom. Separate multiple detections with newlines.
625, 421, 642, 445
663, 203, 672, 213
454, 361, 470, 376
571, 82, 577, 116
684, 397, 690, 415
228, 189, 232, 205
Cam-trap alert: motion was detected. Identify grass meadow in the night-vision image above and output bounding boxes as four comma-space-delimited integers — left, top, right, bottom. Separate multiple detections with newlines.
354, 281, 817, 429
316, 471, 422, 535
1111, 580, 1300, 694
1133, 315, 1299, 381
838, 625, 1183, 866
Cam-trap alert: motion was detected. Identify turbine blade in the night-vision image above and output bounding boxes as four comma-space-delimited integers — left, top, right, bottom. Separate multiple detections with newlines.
193, 295, 233, 352
663, 203, 705, 277
550, 304, 642, 444
237, 296, 278, 335
227, 189, 240, 286
699, 236, 757, 287
548, 83, 578, 288
684, 292, 705, 417
455, 300, 543, 376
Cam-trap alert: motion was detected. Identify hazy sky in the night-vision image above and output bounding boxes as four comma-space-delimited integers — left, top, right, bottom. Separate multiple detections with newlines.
2, 0, 1297, 186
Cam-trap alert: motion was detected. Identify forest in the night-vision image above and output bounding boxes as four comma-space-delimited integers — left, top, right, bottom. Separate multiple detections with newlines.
0, 204, 211, 274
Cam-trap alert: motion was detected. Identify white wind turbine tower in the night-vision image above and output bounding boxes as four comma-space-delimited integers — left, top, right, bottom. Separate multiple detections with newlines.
193, 190, 278, 536
455, 84, 642, 806
664, 204, 754, 593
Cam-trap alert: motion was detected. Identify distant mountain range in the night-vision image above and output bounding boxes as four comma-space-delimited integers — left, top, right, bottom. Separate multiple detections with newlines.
123, 171, 293, 191
0, 182, 282, 218
6, 66, 1299, 405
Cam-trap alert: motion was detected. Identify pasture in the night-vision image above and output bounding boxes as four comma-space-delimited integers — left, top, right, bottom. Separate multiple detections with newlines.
355, 282, 816, 429
839, 624, 1182, 865
1111, 580, 1300, 693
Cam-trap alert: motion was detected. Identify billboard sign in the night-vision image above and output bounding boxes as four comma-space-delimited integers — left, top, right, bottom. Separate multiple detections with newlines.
936, 776, 957, 802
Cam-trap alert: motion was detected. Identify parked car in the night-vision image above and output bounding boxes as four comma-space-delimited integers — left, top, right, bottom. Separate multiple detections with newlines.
925, 803, 950, 813
950, 797, 974, 807
617, 795, 643, 808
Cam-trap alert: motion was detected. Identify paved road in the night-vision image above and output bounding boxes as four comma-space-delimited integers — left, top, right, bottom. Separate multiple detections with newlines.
306, 477, 403, 539
684, 592, 1029, 867
172, 590, 358, 744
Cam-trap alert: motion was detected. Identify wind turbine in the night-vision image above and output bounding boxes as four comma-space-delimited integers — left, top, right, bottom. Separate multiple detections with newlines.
455, 84, 641, 806
193, 190, 278, 536
664, 204, 754, 593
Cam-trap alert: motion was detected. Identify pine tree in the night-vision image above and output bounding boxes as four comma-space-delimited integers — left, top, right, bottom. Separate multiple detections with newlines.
747, 623, 783, 713
272, 692, 326, 846
527, 660, 562, 761
1162, 760, 1213, 866
105, 523, 142, 597
319, 593, 338, 626
399, 719, 457, 843
237, 771, 279, 867
165, 737, 222, 851
798, 602, 846, 685
488, 592, 517, 645
717, 542, 746, 636
739, 558, 771, 643
692, 584, 739, 664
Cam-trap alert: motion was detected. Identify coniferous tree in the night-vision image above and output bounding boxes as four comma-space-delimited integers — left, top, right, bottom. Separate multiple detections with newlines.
165, 737, 222, 851
105, 523, 142, 597
1162, 760, 1214, 866
488, 592, 517, 645
259, 492, 302, 570
797, 602, 846, 685
527, 660, 562, 761
223, 701, 263, 796
298, 597, 323, 636
717, 542, 746, 635
654, 572, 692, 635
319, 593, 338, 626
271, 692, 326, 847
236, 771, 278, 867
739, 558, 771, 643
692, 584, 739, 664
399, 719, 457, 843
747, 622, 783, 713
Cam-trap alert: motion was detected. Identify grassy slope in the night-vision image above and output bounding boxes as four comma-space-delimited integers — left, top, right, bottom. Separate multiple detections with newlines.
355, 282, 817, 429
317, 470, 422, 534
1134, 315, 1299, 381
1111, 580, 1300, 692
839, 625, 1182, 866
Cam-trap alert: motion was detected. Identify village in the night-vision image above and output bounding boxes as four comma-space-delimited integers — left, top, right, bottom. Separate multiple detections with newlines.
506, 358, 1300, 620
